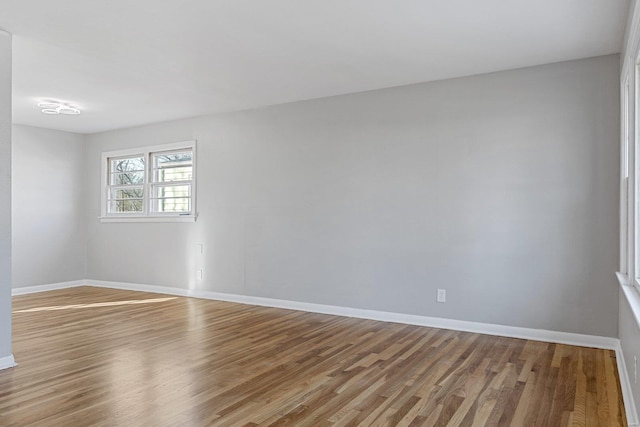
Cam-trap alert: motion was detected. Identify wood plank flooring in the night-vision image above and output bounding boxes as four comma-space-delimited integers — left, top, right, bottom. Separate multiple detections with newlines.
0, 286, 627, 426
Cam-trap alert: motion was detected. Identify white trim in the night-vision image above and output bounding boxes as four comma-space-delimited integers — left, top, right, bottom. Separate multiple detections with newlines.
620, 272, 640, 331
102, 141, 196, 159
83, 279, 619, 350
619, 271, 632, 287
0, 354, 16, 371
11, 280, 85, 296
623, 0, 640, 77
617, 341, 640, 427
87, 280, 193, 297
98, 215, 196, 223
622, 77, 631, 275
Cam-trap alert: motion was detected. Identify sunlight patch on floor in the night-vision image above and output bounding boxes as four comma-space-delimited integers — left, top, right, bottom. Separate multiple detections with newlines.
13, 297, 177, 313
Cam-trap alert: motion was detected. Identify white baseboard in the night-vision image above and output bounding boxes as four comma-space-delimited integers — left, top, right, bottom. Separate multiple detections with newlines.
12, 280, 85, 296
87, 280, 193, 298
616, 342, 640, 426
0, 354, 16, 371
83, 279, 619, 351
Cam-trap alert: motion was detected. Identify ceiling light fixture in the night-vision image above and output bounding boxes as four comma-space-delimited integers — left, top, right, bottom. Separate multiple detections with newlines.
37, 101, 81, 115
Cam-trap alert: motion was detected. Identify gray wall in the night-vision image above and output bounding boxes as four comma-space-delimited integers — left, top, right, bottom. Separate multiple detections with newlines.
12, 125, 86, 288
85, 54, 620, 337
0, 30, 12, 360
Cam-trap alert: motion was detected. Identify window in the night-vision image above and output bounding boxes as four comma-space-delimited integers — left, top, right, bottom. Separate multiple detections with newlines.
101, 141, 196, 222
622, 79, 630, 277
623, 58, 638, 289
617, 7, 640, 330
617, 0, 640, 349
635, 58, 640, 292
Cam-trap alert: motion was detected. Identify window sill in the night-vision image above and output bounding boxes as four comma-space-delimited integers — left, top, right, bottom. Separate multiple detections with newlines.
99, 215, 197, 223
617, 271, 640, 330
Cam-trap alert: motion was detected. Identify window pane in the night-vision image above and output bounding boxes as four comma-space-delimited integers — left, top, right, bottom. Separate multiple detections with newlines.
111, 171, 144, 185
152, 185, 191, 213
153, 185, 190, 198
152, 151, 193, 182
110, 187, 144, 200
156, 198, 191, 213
155, 166, 192, 182
108, 187, 144, 214
111, 157, 144, 173
110, 199, 144, 213
155, 151, 192, 166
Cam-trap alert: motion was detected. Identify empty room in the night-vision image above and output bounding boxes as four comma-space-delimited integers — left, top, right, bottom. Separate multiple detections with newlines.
0, 0, 638, 425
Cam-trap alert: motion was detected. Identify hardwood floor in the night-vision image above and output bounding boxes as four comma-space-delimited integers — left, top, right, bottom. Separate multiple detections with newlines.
0, 286, 627, 426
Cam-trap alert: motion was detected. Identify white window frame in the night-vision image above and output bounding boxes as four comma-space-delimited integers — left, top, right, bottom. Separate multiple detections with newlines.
622, 76, 630, 278
618, 0, 640, 333
100, 140, 197, 223
635, 54, 640, 293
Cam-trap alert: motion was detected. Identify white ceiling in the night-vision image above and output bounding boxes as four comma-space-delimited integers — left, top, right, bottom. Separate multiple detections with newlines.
0, 0, 630, 134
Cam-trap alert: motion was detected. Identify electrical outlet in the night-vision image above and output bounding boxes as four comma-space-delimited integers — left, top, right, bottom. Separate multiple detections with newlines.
196, 270, 203, 281
437, 289, 446, 303
196, 243, 204, 255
